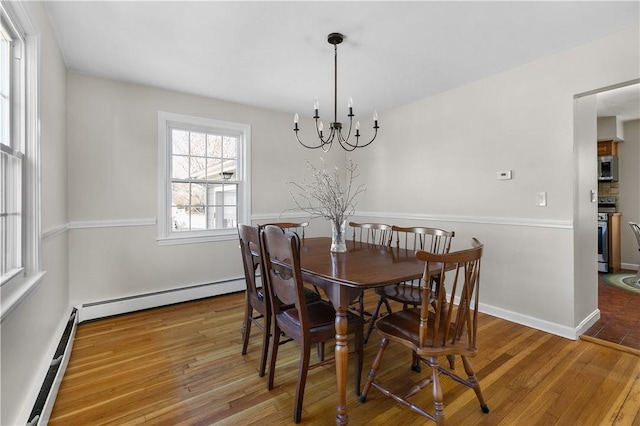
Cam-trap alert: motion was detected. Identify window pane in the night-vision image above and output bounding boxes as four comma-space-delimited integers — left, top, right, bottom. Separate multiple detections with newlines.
223, 136, 237, 158
172, 155, 189, 179
208, 134, 222, 157
207, 158, 223, 179
190, 156, 206, 180
1, 151, 22, 275
171, 129, 189, 155
221, 159, 236, 178
171, 182, 189, 208
0, 27, 10, 148
190, 131, 206, 157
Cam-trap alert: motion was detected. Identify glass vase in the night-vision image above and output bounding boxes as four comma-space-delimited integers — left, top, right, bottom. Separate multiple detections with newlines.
331, 219, 347, 253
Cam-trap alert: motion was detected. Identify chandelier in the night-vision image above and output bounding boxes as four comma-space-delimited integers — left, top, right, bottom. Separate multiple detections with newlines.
293, 32, 379, 152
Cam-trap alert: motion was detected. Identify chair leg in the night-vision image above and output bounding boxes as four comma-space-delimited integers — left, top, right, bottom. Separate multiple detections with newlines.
317, 342, 325, 362
461, 356, 490, 413
359, 337, 389, 402
355, 323, 364, 394
241, 300, 252, 355
446, 354, 456, 370
258, 312, 270, 377
267, 322, 281, 391
294, 340, 312, 423
364, 296, 384, 344
411, 350, 421, 372
427, 357, 445, 426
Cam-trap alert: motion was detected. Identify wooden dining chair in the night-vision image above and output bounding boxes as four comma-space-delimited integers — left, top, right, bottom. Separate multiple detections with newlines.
238, 224, 271, 377
261, 225, 364, 423
630, 222, 640, 284
348, 222, 393, 319
365, 226, 455, 344
359, 239, 488, 425
237, 224, 320, 378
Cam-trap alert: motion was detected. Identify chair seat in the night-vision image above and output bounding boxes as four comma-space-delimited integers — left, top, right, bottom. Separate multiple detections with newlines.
375, 308, 476, 358
375, 283, 421, 305
279, 300, 363, 334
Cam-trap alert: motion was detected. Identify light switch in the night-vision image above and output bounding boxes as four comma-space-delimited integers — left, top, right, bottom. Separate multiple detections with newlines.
537, 191, 547, 207
497, 170, 512, 180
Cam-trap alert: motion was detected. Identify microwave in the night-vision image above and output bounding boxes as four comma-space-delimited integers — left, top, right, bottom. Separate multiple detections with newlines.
598, 155, 619, 182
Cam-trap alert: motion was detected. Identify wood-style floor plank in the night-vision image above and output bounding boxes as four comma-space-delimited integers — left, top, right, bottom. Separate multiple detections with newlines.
50, 291, 640, 425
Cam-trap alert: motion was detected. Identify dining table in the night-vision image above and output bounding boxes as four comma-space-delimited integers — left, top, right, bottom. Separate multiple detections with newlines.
298, 237, 425, 425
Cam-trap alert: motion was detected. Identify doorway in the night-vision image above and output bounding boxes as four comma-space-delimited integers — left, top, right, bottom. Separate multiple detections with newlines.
577, 81, 640, 349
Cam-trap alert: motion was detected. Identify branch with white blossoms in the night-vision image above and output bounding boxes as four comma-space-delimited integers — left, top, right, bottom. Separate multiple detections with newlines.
284, 158, 366, 227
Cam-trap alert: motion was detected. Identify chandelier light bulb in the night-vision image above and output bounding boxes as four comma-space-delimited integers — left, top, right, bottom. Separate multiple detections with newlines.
294, 113, 299, 124
314, 98, 319, 110
348, 97, 353, 108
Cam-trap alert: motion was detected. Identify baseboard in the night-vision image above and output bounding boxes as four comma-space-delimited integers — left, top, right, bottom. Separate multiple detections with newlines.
621, 262, 639, 271
477, 301, 599, 340
78, 278, 245, 322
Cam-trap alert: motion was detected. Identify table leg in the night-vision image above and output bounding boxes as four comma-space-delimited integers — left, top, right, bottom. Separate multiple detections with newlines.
335, 305, 348, 425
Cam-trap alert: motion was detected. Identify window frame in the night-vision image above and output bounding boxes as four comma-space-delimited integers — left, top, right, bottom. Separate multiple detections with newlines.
0, 0, 43, 322
157, 111, 251, 245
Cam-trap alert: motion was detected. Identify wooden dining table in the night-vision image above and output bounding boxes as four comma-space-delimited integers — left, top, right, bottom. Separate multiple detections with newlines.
298, 237, 425, 425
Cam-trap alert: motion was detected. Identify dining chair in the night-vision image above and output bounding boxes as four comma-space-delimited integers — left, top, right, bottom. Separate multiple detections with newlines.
348, 222, 393, 319
630, 222, 640, 284
261, 225, 364, 423
364, 225, 455, 345
238, 224, 272, 377
359, 238, 488, 425
237, 224, 320, 378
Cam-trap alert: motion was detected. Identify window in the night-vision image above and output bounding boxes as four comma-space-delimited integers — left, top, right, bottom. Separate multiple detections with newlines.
158, 112, 251, 244
1, 1, 42, 320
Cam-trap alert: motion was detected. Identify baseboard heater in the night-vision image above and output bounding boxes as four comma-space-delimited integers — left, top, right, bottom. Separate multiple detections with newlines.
26, 308, 78, 426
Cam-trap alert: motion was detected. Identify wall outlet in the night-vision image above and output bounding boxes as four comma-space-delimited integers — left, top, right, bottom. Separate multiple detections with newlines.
537, 191, 547, 207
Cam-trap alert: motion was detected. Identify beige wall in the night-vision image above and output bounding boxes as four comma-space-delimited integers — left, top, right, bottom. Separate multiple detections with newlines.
0, 2, 70, 424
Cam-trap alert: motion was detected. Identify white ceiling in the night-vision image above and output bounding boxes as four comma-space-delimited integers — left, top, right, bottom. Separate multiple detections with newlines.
44, 1, 639, 120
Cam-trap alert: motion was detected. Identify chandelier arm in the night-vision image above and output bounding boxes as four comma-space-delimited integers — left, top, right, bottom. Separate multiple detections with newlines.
340, 124, 378, 149
295, 131, 328, 149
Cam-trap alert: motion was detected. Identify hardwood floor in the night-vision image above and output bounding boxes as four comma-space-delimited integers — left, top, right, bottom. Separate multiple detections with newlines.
50, 291, 640, 425
583, 272, 640, 351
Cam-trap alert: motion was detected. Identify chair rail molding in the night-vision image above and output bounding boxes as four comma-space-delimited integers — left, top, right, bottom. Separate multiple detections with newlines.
68, 218, 157, 229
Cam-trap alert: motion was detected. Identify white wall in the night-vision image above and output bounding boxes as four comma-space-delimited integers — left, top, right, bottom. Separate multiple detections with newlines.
350, 27, 639, 336
619, 119, 640, 268
0, 2, 70, 425
66, 73, 343, 307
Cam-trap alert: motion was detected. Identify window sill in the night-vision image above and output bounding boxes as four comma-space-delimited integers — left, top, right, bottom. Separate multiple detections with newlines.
1, 271, 47, 322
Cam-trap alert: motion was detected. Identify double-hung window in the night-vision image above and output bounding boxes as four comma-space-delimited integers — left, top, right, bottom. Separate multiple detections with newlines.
1, 1, 41, 319
158, 112, 251, 244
